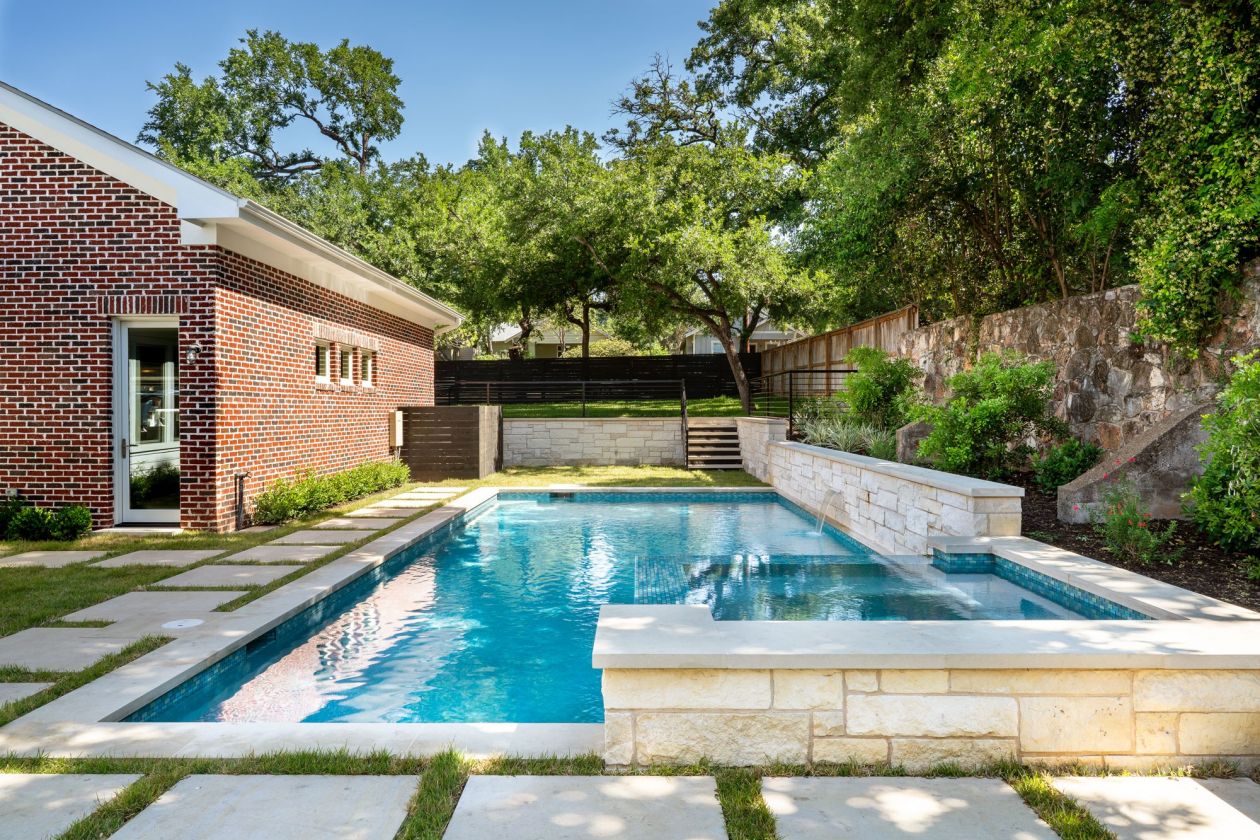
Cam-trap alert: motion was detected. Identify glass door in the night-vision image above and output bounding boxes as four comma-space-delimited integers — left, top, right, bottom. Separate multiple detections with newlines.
118, 324, 180, 523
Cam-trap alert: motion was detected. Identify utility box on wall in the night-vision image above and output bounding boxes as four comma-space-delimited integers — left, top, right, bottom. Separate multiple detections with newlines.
397, 405, 502, 481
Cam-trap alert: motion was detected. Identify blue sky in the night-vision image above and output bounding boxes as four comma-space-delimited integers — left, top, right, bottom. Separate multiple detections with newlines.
0, 0, 715, 166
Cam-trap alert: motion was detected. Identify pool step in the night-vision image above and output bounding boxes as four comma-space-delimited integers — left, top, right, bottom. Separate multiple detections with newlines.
686, 420, 743, 470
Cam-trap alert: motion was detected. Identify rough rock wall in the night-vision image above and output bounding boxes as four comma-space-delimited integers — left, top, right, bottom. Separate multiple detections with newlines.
899, 261, 1260, 448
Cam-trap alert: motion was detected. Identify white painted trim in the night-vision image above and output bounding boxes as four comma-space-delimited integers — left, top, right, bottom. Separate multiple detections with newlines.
114, 317, 181, 525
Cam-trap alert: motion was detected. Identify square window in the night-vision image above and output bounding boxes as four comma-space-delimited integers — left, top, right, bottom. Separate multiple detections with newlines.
339, 346, 354, 384
361, 350, 375, 387
315, 343, 330, 382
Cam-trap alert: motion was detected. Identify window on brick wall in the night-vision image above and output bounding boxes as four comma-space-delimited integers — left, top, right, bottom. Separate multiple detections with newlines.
339, 346, 354, 384
315, 343, 331, 383
361, 350, 375, 387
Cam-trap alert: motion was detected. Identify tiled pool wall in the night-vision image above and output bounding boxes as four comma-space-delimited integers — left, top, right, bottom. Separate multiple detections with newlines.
601, 666, 1260, 770
930, 549, 1152, 620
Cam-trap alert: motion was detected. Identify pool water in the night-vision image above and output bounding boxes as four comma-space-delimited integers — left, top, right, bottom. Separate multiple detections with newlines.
129, 492, 1122, 725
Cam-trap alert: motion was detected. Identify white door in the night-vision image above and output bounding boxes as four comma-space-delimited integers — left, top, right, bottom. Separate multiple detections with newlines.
114, 320, 180, 524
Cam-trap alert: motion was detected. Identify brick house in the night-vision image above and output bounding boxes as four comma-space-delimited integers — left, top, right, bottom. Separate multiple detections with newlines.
0, 82, 462, 532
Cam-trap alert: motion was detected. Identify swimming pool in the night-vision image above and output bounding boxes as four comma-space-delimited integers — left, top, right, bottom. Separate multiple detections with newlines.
128, 491, 1145, 725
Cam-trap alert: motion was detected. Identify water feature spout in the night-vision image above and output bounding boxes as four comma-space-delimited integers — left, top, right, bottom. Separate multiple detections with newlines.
815, 489, 842, 535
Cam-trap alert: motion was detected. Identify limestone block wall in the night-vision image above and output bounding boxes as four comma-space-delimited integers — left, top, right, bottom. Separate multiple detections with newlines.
734, 417, 788, 481
765, 441, 1023, 555
603, 667, 1260, 770
502, 418, 684, 467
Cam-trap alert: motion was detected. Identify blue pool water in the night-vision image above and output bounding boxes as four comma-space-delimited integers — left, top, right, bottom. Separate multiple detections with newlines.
129, 492, 1139, 725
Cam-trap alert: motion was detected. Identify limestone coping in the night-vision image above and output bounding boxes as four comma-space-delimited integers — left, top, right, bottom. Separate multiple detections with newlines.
773, 441, 1025, 498
593, 604, 1260, 671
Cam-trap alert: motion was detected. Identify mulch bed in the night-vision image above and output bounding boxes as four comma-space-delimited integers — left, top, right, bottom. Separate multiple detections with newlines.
1013, 475, 1260, 612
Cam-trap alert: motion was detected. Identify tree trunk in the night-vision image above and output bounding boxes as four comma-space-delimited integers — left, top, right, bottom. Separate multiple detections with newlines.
580, 300, 591, 359
713, 322, 752, 412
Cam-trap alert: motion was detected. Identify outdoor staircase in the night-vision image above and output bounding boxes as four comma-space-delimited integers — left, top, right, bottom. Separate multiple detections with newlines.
686, 419, 743, 469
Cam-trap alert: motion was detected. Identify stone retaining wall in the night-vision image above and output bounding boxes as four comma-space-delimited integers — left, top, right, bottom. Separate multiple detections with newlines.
502, 418, 684, 467
734, 417, 788, 481
752, 440, 1023, 555
898, 263, 1260, 449
602, 667, 1260, 770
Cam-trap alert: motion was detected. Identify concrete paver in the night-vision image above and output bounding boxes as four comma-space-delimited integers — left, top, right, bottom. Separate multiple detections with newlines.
1052, 776, 1260, 840
65, 591, 247, 622
93, 549, 223, 568
269, 529, 363, 545
0, 628, 134, 671
0, 550, 104, 568
443, 775, 726, 840
346, 506, 422, 518
313, 516, 401, 530
0, 682, 53, 704
109, 774, 417, 840
0, 773, 140, 840
151, 565, 302, 588
763, 777, 1056, 839
219, 544, 337, 564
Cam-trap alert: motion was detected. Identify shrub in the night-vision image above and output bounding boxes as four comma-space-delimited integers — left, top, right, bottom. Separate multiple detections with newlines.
49, 505, 93, 541
1032, 439, 1105, 494
797, 416, 897, 460
6, 505, 54, 541
914, 351, 1064, 480
252, 459, 412, 525
0, 497, 29, 538
1092, 478, 1181, 565
1187, 351, 1260, 554
841, 347, 922, 430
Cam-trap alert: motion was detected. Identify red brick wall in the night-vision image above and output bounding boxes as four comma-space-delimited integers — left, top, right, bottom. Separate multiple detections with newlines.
210, 250, 434, 531
0, 121, 436, 532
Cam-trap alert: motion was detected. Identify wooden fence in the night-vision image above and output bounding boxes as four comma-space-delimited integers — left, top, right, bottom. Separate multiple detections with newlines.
397, 406, 501, 480
759, 306, 919, 392
436, 353, 760, 401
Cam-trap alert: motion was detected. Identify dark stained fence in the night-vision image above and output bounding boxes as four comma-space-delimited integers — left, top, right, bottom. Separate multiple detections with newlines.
436, 353, 760, 403
398, 406, 501, 481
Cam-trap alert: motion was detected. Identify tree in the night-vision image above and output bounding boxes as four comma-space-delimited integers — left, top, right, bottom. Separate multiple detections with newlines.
140, 29, 404, 184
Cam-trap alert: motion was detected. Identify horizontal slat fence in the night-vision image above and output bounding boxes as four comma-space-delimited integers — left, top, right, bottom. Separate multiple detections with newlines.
398, 406, 501, 480
759, 306, 919, 390
436, 353, 759, 402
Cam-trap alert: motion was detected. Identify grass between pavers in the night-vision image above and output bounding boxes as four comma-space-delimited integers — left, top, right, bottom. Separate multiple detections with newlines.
7, 753, 1245, 840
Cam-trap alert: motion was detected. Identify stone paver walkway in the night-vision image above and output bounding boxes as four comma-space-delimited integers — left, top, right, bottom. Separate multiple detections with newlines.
763, 777, 1055, 840
221, 544, 336, 564
269, 529, 363, 545
109, 774, 417, 840
373, 498, 456, 508
93, 549, 223, 568
0, 773, 140, 840
151, 564, 302, 588
0, 681, 52, 704
65, 591, 247, 622
1052, 776, 1260, 840
0, 550, 104, 568
314, 516, 402, 530
0, 628, 133, 670
444, 775, 726, 840
346, 506, 424, 518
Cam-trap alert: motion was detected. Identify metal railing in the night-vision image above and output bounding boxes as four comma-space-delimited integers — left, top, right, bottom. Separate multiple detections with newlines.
437, 378, 689, 419
749, 368, 856, 437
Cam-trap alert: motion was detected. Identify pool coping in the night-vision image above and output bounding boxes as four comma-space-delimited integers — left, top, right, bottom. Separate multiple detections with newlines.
6, 484, 1256, 759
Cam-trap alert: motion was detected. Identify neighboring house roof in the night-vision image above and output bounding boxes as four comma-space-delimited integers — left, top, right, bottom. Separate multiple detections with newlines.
0, 81, 463, 333
491, 324, 614, 345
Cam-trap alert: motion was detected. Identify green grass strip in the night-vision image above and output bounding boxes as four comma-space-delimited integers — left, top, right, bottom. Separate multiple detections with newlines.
396, 750, 469, 840
0, 635, 169, 728
1003, 766, 1115, 840
716, 768, 779, 840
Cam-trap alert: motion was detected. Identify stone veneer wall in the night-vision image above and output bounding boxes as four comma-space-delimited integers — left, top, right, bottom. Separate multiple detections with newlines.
502, 418, 684, 467
898, 264, 1260, 449
603, 667, 1260, 770
748, 438, 1022, 555
734, 417, 788, 481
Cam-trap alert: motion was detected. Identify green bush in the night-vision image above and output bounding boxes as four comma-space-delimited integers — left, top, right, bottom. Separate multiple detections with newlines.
914, 351, 1064, 480
49, 505, 93, 541
797, 416, 897, 460
0, 497, 29, 538
252, 460, 412, 525
6, 506, 54, 541
840, 347, 922, 430
1187, 351, 1260, 554
1093, 478, 1181, 565
1032, 439, 1105, 494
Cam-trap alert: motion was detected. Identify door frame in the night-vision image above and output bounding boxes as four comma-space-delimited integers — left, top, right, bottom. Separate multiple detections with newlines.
112, 317, 181, 525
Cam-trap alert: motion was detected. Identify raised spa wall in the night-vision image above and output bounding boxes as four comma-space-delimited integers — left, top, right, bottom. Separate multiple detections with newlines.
735, 417, 1023, 555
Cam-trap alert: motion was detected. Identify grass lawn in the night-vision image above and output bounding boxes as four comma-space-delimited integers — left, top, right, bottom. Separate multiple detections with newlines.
501, 395, 744, 417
